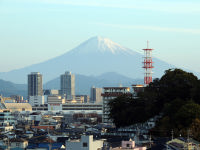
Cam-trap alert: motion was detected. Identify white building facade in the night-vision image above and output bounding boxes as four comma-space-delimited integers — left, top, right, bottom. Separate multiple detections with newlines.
29, 96, 44, 106
66, 135, 104, 150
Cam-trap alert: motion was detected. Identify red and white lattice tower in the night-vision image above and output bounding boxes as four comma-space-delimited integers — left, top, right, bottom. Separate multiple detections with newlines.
142, 41, 154, 85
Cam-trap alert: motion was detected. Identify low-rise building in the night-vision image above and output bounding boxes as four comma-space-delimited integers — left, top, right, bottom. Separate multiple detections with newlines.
4, 103, 32, 112
132, 84, 144, 97
0, 122, 14, 132
32, 103, 102, 114
48, 95, 65, 104
76, 95, 90, 103
48, 95, 65, 112
29, 112, 42, 125
62, 103, 102, 114
32, 104, 48, 112
166, 138, 200, 150
9, 138, 28, 149
66, 135, 104, 150
0, 110, 15, 125
112, 139, 146, 150
29, 95, 44, 106
32, 115, 60, 130
44, 89, 59, 95
75, 95, 85, 103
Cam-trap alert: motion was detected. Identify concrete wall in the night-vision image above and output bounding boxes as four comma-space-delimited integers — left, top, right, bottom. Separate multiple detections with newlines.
29, 96, 44, 106
66, 135, 103, 150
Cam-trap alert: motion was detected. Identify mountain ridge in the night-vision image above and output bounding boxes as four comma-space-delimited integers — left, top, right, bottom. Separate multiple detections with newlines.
0, 72, 143, 97
0, 36, 195, 84
44, 72, 143, 95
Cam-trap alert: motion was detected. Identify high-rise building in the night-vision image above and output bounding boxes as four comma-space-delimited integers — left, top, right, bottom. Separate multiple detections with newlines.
90, 87, 102, 103
102, 87, 131, 124
28, 72, 43, 98
60, 71, 75, 100
28, 72, 44, 106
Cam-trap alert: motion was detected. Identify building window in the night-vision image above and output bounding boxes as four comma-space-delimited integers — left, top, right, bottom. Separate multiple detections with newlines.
126, 144, 130, 147
16, 142, 20, 147
83, 142, 88, 147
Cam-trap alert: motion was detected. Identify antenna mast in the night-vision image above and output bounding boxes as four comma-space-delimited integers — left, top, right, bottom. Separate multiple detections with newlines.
142, 41, 154, 85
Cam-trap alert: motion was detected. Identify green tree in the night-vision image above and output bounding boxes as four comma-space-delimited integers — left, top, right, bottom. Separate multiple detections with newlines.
108, 68, 200, 135
174, 101, 200, 129
190, 118, 200, 141
108, 95, 148, 127
159, 69, 198, 101
142, 69, 200, 115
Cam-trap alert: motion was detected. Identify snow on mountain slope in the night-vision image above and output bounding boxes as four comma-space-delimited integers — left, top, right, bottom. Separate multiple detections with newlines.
69, 36, 135, 55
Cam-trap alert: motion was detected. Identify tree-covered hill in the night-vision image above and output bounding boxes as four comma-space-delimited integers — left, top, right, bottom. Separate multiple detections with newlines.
108, 69, 200, 140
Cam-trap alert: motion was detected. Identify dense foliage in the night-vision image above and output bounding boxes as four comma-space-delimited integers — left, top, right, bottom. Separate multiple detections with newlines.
108, 69, 200, 140
108, 95, 149, 127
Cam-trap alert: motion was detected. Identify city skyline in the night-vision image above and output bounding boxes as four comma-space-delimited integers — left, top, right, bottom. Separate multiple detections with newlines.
0, 1, 200, 147
1, 0, 200, 74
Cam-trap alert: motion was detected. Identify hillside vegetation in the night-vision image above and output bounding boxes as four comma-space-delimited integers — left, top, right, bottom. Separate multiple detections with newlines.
108, 69, 200, 140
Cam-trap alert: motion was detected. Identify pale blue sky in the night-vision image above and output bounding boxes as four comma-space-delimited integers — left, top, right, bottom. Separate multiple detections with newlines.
0, 0, 200, 73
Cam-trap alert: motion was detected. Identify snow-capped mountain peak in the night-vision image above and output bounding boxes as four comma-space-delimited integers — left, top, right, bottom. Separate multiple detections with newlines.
95, 36, 127, 53
70, 36, 134, 55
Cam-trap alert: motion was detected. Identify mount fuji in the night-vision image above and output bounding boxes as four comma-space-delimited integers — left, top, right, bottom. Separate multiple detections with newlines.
0, 36, 174, 84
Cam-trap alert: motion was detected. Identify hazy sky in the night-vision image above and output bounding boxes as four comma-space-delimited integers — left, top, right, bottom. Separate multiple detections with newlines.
1, 0, 200, 73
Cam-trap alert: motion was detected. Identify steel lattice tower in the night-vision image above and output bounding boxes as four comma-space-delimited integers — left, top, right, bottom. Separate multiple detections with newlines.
142, 41, 154, 85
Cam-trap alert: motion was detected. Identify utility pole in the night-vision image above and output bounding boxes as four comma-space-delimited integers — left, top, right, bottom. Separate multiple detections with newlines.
149, 134, 152, 149
166, 144, 169, 150
48, 123, 52, 150
6, 136, 10, 150
187, 129, 191, 150
171, 130, 174, 140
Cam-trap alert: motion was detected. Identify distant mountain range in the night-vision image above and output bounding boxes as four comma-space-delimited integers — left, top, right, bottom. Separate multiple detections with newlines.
0, 36, 176, 84
0, 72, 143, 97
0, 79, 26, 97
0, 36, 199, 97
44, 72, 143, 95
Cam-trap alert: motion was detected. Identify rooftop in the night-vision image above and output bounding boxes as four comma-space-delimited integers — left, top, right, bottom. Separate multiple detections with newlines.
103, 87, 130, 89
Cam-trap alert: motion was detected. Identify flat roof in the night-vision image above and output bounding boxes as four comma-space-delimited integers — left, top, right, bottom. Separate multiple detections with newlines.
103, 87, 130, 89
4, 103, 32, 110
